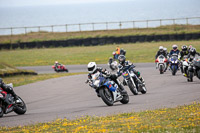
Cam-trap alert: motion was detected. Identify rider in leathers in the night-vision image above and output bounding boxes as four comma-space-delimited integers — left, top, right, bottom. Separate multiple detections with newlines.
117, 55, 144, 85
179, 45, 189, 74
0, 78, 18, 101
86, 62, 126, 96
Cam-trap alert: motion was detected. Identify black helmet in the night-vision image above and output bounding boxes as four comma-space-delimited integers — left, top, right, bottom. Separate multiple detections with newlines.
189, 47, 196, 56
118, 55, 126, 65
181, 45, 187, 51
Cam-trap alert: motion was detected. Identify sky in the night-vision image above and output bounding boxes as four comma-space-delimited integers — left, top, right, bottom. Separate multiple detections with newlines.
0, 0, 131, 7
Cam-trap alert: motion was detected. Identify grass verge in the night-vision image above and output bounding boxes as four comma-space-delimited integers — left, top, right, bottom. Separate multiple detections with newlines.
2, 72, 86, 87
0, 102, 199, 132
0, 62, 37, 77
0, 40, 200, 66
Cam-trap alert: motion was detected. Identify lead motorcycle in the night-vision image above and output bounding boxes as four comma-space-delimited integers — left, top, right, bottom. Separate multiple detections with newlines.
0, 83, 26, 118
52, 64, 69, 72
86, 72, 129, 106
121, 65, 147, 95
169, 53, 179, 75
155, 55, 168, 74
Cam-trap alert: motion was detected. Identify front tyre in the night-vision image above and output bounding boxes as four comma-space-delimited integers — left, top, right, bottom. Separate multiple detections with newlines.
65, 69, 69, 72
159, 65, 163, 74
14, 97, 27, 115
120, 93, 129, 104
172, 65, 176, 76
99, 88, 114, 106
188, 71, 193, 82
141, 86, 147, 94
128, 80, 138, 95
0, 106, 3, 118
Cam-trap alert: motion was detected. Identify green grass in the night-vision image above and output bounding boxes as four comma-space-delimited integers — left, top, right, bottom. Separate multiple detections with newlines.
2, 72, 86, 87
0, 24, 200, 44
0, 40, 200, 66
0, 102, 199, 132
0, 62, 36, 76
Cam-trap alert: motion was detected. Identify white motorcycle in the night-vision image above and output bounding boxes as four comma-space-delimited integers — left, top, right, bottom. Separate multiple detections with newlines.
108, 59, 118, 71
155, 55, 168, 74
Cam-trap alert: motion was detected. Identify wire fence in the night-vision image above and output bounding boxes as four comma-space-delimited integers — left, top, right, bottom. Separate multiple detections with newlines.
0, 17, 200, 36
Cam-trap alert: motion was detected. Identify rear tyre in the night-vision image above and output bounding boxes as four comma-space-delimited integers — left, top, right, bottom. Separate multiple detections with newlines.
14, 97, 27, 115
99, 88, 114, 106
120, 93, 129, 104
128, 80, 138, 95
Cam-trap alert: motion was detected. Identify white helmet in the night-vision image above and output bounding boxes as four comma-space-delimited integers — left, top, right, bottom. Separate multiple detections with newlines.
172, 44, 178, 49
163, 47, 167, 51
159, 46, 164, 50
87, 62, 97, 74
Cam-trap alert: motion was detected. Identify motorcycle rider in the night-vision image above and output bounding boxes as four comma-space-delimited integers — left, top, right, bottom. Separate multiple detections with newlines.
179, 45, 189, 75
114, 46, 121, 59
155, 46, 167, 59
187, 47, 200, 62
117, 55, 144, 85
54, 61, 62, 70
86, 62, 126, 96
169, 44, 180, 56
0, 78, 19, 102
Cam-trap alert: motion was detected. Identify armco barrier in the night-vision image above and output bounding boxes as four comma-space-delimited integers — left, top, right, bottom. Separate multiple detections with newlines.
0, 33, 200, 50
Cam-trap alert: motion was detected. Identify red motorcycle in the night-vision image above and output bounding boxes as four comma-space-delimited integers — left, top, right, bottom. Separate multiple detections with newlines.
52, 64, 69, 72
0, 83, 26, 118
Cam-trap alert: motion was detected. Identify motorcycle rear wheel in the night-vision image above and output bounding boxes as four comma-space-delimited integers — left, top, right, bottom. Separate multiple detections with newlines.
99, 88, 114, 106
128, 80, 138, 95
14, 97, 27, 115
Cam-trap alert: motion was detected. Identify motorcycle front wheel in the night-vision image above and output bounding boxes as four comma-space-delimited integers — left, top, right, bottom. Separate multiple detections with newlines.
99, 87, 114, 106
0, 106, 3, 118
187, 71, 193, 82
128, 80, 138, 95
159, 65, 163, 74
120, 93, 129, 104
14, 97, 27, 115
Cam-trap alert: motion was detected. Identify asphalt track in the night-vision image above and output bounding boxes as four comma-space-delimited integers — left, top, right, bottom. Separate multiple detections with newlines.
1, 63, 200, 127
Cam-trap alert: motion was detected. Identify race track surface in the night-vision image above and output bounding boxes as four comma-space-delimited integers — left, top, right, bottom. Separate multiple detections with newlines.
1, 63, 200, 127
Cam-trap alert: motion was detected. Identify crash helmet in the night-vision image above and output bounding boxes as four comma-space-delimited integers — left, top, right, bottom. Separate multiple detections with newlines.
87, 62, 97, 74
163, 47, 167, 51
159, 46, 164, 52
172, 44, 178, 50
181, 45, 188, 54
118, 55, 126, 65
112, 52, 116, 55
55, 61, 58, 64
189, 47, 196, 56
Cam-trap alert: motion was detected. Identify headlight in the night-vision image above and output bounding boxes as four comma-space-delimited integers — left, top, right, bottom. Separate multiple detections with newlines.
93, 80, 100, 87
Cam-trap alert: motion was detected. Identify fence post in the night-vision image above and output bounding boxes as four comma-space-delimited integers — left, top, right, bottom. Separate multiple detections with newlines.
160, 19, 162, 26
146, 20, 148, 28
186, 18, 189, 25
173, 19, 175, 25
106, 22, 108, 30
66, 24, 68, 32
51, 25, 54, 33
25, 27, 27, 35
119, 22, 122, 30
11, 27, 13, 36
92, 23, 94, 31
38, 26, 40, 32
133, 21, 135, 29
79, 24, 81, 32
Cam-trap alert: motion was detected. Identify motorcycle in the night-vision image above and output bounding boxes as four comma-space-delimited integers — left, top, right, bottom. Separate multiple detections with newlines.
169, 53, 179, 75
155, 55, 168, 74
193, 55, 200, 80
187, 55, 200, 82
52, 64, 69, 72
0, 83, 26, 118
86, 72, 129, 106
108, 58, 118, 71
121, 65, 147, 95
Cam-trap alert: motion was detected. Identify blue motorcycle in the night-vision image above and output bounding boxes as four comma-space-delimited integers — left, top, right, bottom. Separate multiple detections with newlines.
87, 72, 129, 106
169, 53, 179, 75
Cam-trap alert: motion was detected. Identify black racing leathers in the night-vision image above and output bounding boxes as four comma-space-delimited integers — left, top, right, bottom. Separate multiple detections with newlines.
0, 80, 17, 99
155, 51, 167, 59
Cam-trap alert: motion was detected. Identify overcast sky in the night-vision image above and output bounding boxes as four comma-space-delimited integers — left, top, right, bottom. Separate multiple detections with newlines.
0, 0, 131, 7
